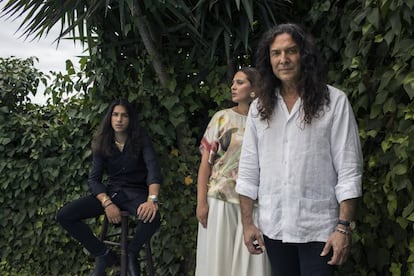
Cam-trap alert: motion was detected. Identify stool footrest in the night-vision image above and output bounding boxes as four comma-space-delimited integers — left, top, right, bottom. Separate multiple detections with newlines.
99, 213, 155, 276
104, 233, 134, 240
103, 240, 123, 247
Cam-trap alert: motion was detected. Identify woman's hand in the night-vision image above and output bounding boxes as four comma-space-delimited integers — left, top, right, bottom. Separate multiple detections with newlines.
196, 202, 209, 228
104, 203, 121, 224
137, 201, 158, 223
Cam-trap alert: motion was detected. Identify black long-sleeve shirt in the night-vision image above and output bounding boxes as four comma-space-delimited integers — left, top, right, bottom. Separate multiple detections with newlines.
88, 130, 162, 200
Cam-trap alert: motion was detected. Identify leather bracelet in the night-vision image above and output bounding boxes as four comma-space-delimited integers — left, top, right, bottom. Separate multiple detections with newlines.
103, 202, 113, 209
338, 219, 351, 227
338, 219, 356, 230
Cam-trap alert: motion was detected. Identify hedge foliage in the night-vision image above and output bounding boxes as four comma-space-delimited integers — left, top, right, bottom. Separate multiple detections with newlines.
0, 54, 230, 275
1, 0, 414, 275
305, 0, 414, 275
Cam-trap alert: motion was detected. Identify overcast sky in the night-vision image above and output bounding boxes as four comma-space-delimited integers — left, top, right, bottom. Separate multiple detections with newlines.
0, 3, 85, 104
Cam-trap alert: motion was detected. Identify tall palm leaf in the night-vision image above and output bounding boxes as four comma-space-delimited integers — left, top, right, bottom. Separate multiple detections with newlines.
0, 0, 293, 85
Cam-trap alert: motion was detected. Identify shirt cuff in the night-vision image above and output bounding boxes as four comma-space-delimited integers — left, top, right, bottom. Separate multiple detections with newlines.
235, 181, 258, 200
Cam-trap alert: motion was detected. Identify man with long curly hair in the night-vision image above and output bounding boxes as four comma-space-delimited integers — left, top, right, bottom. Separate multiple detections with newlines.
57, 99, 162, 276
236, 23, 363, 275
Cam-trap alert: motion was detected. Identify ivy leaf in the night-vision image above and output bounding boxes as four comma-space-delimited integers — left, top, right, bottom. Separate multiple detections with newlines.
366, 7, 380, 29
384, 29, 395, 46
389, 11, 402, 35
389, 262, 402, 275
402, 202, 414, 218
0, 137, 12, 145
407, 212, 414, 222
387, 193, 398, 215
378, 70, 394, 92
383, 98, 396, 113
370, 103, 382, 119
163, 96, 180, 111
403, 71, 414, 86
404, 83, 414, 100
392, 164, 407, 175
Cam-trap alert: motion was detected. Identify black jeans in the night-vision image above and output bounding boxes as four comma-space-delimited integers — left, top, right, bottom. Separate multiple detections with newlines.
56, 193, 160, 257
264, 236, 334, 276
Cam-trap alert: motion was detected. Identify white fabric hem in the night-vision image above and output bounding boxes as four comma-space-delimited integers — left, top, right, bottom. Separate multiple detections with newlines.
195, 197, 271, 276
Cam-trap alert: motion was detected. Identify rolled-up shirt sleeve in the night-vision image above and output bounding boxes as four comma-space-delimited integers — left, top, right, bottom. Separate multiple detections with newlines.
331, 94, 363, 203
236, 102, 260, 200
142, 130, 163, 186
88, 153, 106, 196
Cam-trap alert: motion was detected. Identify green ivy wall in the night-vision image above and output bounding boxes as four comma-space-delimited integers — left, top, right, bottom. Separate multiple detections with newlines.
305, 0, 414, 274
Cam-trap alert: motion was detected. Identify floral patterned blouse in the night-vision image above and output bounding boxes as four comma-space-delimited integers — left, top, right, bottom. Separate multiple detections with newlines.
200, 108, 247, 204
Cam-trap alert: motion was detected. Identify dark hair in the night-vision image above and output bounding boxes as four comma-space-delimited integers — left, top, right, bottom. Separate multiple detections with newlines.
237, 67, 262, 94
255, 23, 329, 124
92, 99, 142, 156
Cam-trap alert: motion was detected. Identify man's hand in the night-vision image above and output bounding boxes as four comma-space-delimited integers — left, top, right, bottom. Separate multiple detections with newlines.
196, 202, 209, 228
243, 223, 266, 255
321, 229, 351, 265
104, 203, 121, 224
137, 201, 158, 223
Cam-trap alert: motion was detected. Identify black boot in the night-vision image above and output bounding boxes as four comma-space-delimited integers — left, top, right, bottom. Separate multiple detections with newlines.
127, 253, 140, 276
90, 249, 117, 276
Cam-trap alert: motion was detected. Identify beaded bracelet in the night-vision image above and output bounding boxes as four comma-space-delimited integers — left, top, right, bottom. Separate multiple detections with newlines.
335, 227, 350, 235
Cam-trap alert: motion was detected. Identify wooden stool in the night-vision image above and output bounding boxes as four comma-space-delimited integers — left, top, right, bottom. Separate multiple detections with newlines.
99, 211, 155, 276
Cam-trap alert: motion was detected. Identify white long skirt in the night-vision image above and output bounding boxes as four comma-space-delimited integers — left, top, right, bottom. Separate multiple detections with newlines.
195, 197, 271, 276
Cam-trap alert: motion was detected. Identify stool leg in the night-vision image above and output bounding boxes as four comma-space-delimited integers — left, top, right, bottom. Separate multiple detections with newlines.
120, 215, 128, 276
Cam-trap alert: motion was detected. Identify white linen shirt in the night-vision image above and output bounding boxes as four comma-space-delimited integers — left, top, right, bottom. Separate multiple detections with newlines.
236, 85, 363, 243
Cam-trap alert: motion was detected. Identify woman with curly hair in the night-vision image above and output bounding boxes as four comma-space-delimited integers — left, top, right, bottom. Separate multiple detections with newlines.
236, 23, 363, 275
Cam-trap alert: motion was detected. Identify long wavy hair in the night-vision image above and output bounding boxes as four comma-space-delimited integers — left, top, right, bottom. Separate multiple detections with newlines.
255, 23, 329, 124
92, 99, 143, 157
